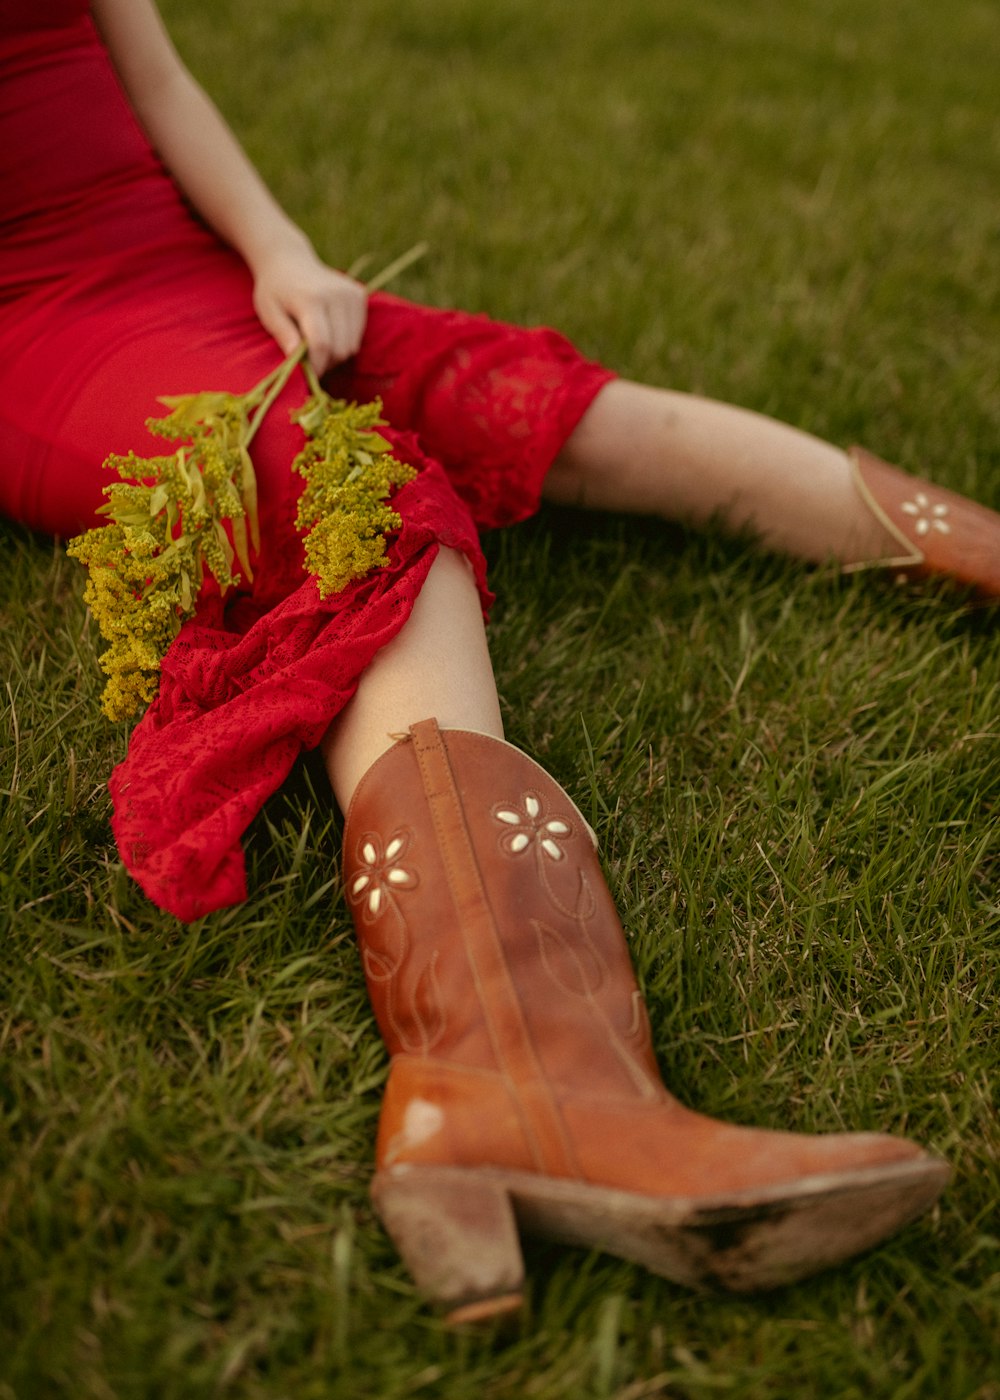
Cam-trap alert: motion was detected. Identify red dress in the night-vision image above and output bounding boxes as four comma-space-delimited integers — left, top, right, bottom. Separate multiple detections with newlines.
0, 0, 614, 918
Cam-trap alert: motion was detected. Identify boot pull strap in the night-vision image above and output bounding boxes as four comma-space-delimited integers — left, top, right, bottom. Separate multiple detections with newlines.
409, 719, 582, 1180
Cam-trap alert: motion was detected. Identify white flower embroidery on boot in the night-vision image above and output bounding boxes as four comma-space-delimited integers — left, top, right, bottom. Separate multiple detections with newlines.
900, 492, 951, 537
349, 832, 417, 919
493, 792, 571, 861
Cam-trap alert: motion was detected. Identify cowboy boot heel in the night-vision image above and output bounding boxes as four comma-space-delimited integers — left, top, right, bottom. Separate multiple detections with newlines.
372, 1165, 525, 1323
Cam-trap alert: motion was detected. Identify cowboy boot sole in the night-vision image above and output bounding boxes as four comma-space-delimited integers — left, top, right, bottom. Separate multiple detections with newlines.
373, 1154, 950, 1319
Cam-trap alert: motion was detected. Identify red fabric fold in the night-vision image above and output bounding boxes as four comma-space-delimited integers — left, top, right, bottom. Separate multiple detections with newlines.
109, 451, 490, 921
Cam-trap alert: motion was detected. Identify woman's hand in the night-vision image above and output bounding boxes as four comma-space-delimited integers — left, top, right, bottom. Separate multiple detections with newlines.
252, 238, 368, 376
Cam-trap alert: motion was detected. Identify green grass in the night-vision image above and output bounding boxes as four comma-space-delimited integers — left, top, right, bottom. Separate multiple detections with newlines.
2, 0, 999, 1395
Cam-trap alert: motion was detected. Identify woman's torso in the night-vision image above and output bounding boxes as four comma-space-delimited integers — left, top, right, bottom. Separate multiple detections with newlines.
0, 0, 200, 304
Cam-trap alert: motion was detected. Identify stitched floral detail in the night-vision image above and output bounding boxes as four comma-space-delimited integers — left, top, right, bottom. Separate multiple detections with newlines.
900, 492, 951, 537
535, 919, 603, 996
347, 829, 444, 1053
493, 792, 572, 861
348, 831, 417, 922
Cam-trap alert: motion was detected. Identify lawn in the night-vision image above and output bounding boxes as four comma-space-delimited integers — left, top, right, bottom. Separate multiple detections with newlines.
1, 0, 998, 1396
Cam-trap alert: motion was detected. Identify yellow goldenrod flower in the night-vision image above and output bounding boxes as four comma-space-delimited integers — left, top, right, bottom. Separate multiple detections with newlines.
69, 348, 417, 719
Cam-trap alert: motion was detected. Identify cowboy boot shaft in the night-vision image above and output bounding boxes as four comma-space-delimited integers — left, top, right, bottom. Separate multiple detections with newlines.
343, 720, 664, 1104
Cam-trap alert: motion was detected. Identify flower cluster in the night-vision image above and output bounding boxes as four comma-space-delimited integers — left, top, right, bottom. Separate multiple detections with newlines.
67, 437, 252, 725
65, 348, 290, 720
67, 488, 192, 721
291, 380, 416, 598
68, 349, 417, 720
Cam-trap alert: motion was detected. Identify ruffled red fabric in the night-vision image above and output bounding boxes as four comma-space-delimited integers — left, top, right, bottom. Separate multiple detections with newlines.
109, 444, 489, 921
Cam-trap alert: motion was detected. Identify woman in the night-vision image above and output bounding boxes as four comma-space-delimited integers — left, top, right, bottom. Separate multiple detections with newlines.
1, 0, 985, 1321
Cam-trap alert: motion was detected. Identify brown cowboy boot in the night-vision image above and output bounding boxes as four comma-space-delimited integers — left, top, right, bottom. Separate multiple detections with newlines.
342, 718, 949, 1322
845, 447, 1000, 598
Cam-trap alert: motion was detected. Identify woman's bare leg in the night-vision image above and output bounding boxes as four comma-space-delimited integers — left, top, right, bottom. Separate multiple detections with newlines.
545, 380, 897, 565
322, 547, 503, 808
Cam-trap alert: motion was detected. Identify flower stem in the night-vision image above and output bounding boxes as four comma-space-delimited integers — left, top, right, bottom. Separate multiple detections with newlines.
245, 342, 308, 450
303, 359, 325, 400
363, 241, 429, 294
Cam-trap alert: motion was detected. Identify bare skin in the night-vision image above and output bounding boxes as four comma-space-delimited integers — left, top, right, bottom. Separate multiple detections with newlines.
322, 548, 503, 807
546, 381, 896, 566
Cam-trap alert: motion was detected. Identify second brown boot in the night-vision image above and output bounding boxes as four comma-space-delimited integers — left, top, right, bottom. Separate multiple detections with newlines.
845, 446, 1000, 598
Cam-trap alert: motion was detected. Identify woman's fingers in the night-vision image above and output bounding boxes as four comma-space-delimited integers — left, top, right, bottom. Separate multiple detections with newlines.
253, 255, 369, 376
297, 280, 368, 372
252, 292, 303, 359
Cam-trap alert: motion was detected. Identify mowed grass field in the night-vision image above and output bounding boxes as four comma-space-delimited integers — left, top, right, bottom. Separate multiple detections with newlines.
2, 0, 998, 1395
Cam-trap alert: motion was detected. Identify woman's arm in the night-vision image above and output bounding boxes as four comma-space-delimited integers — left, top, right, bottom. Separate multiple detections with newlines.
91, 0, 366, 372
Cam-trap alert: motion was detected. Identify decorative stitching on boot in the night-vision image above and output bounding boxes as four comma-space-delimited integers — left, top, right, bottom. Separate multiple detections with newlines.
492, 791, 597, 923
349, 830, 418, 923
494, 792, 571, 861
900, 492, 951, 536
489, 774, 659, 1099
535, 918, 604, 997
348, 827, 444, 1055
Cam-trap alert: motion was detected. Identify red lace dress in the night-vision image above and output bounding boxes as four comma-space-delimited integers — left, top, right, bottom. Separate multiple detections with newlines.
0, 0, 614, 919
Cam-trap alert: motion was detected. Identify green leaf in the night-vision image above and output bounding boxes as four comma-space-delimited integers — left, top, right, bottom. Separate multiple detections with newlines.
239, 446, 260, 553
213, 519, 234, 574
230, 512, 254, 585
148, 485, 170, 516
